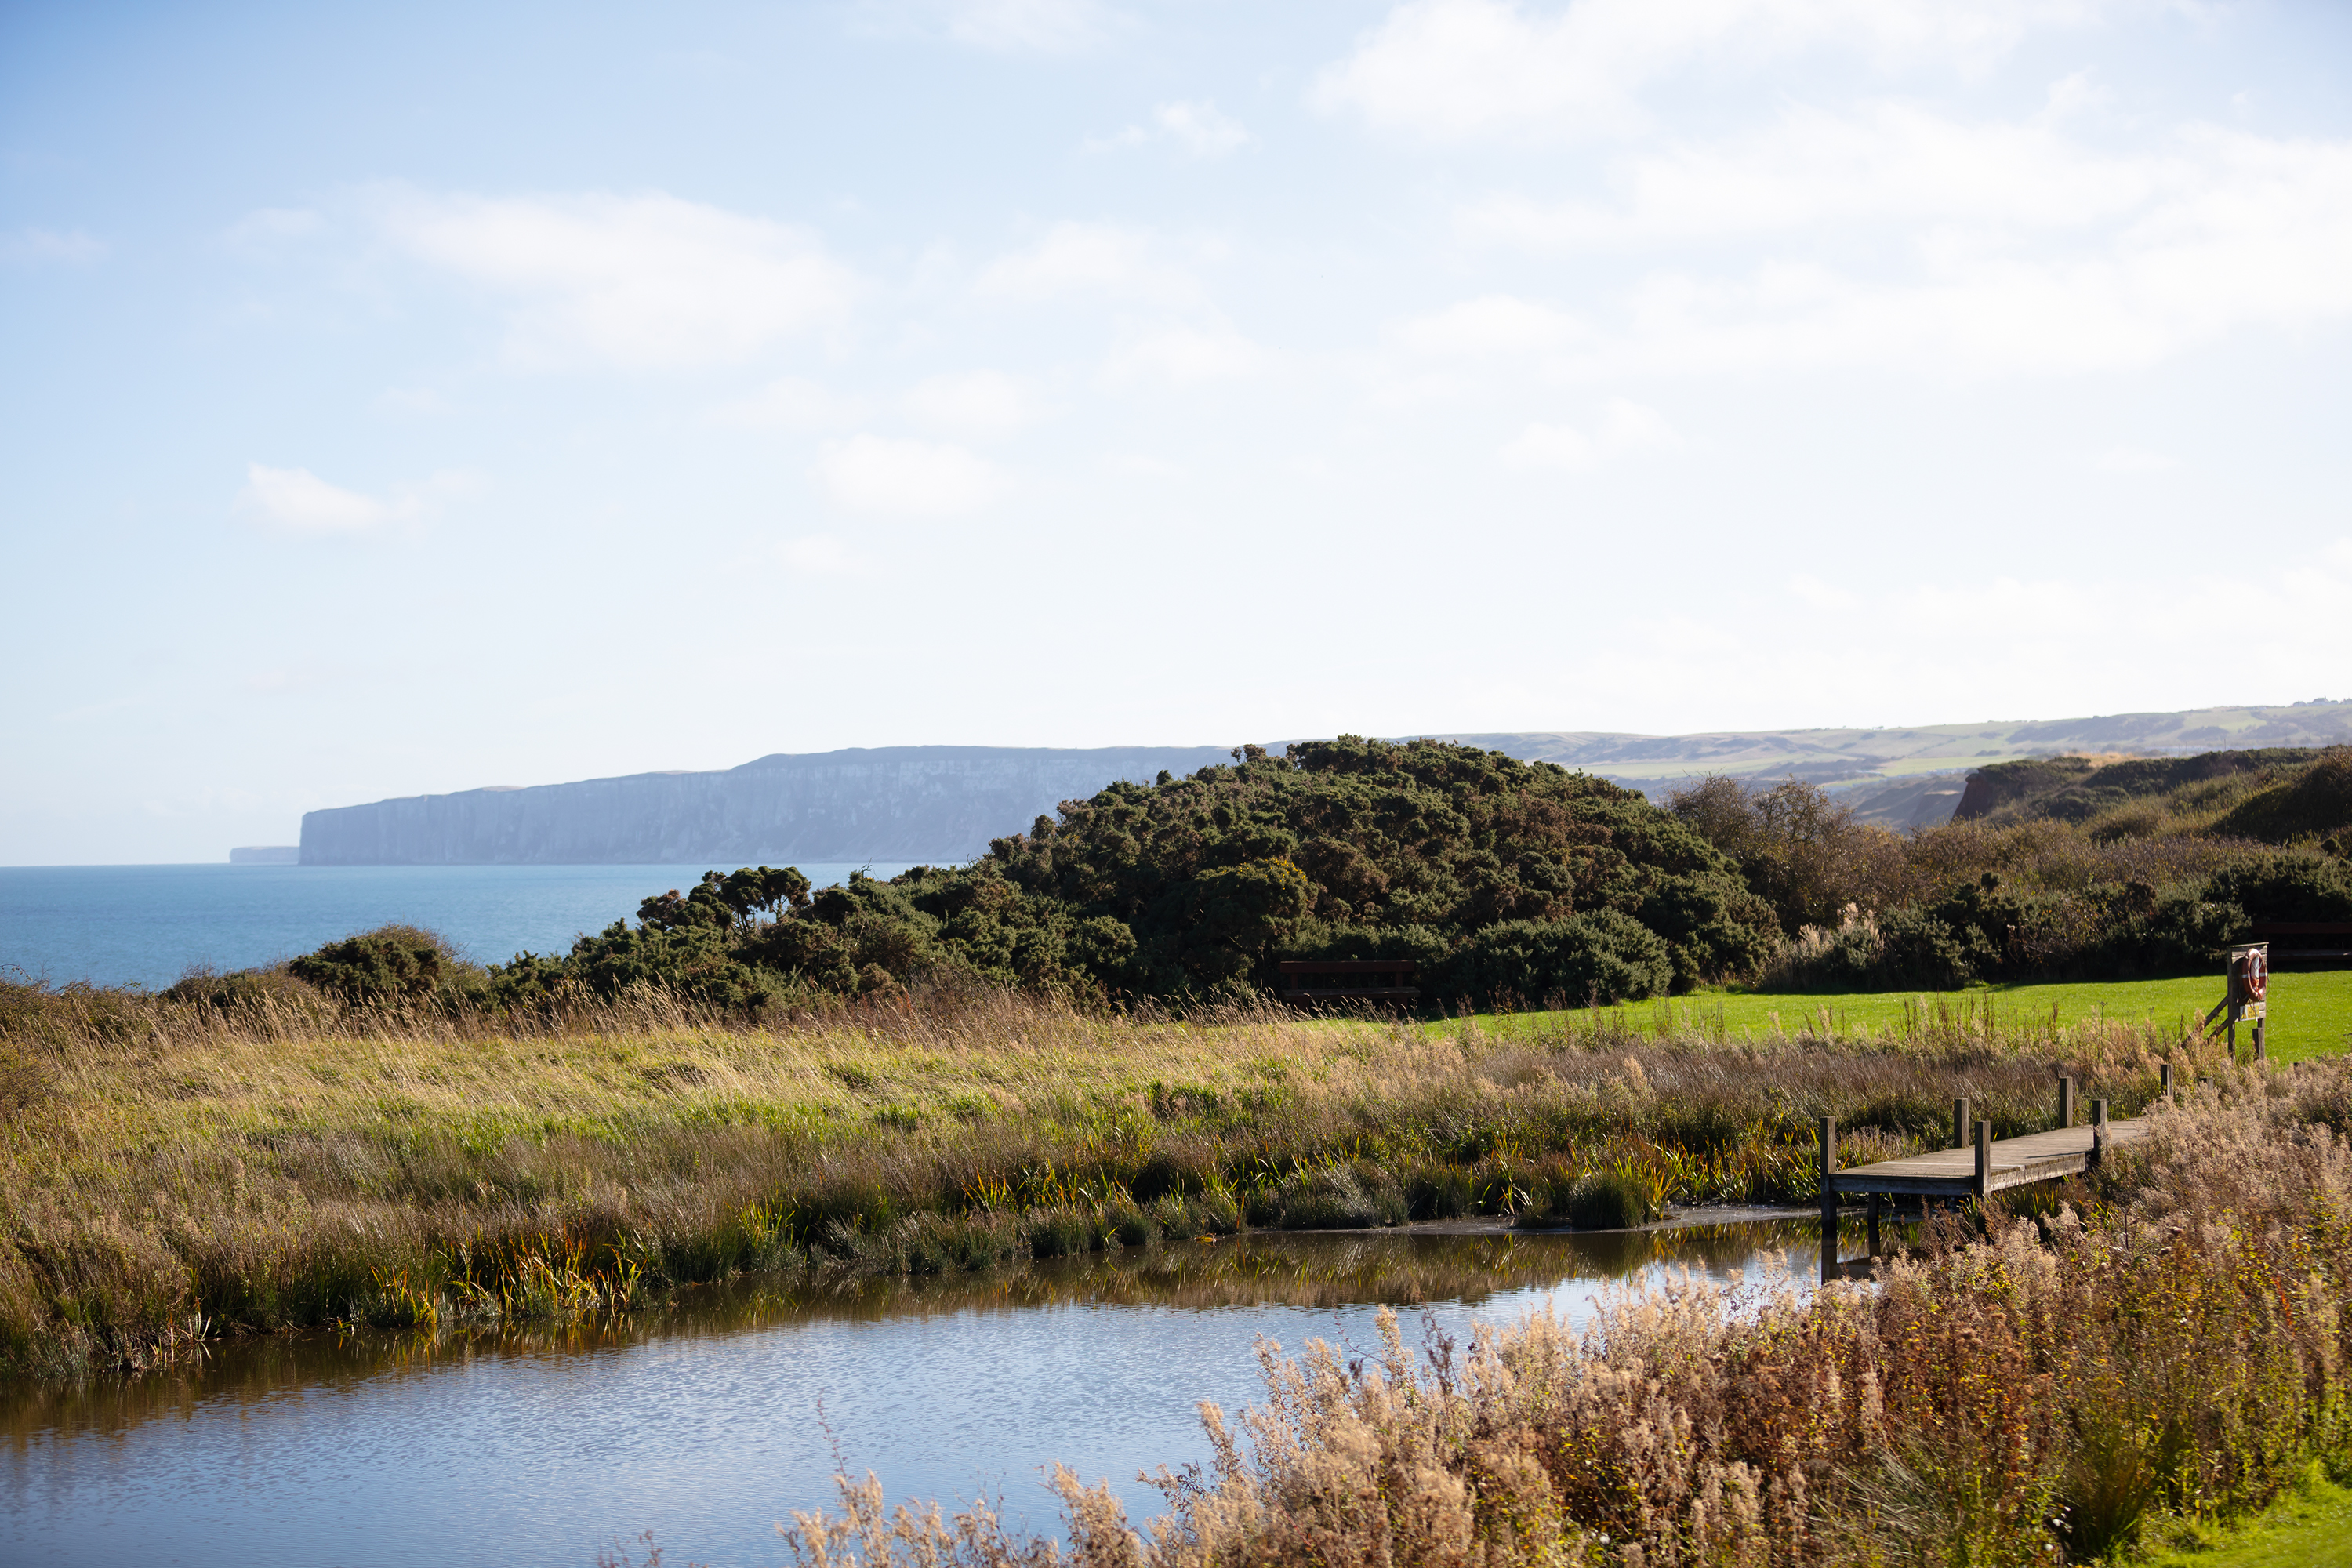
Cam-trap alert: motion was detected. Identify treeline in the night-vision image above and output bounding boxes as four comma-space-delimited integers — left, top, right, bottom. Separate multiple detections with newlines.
1686, 744, 2352, 991
137, 739, 2352, 1018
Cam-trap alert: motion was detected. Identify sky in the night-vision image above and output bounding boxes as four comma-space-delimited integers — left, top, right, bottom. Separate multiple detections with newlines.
4, 0, 2350, 864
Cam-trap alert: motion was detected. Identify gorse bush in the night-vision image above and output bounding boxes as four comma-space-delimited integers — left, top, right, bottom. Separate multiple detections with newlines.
764, 1062, 2352, 1568
1444, 910, 1676, 1008
358, 738, 1780, 1012
284, 924, 460, 1004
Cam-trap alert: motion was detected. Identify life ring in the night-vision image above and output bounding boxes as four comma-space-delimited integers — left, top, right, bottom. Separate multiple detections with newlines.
2241, 949, 2267, 1002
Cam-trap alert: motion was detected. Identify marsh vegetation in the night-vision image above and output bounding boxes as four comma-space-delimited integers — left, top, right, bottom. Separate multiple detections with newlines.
0, 982, 2209, 1381
745, 1063, 2352, 1567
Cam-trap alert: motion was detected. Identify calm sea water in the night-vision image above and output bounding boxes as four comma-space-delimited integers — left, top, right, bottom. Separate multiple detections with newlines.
0, 863, 920, 989
0, 1222, 1828, 1568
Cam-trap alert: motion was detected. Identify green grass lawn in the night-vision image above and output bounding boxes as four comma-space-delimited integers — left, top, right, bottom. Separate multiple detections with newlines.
1453, 969, 2352, 1062
2141, 1463, 2352, 1566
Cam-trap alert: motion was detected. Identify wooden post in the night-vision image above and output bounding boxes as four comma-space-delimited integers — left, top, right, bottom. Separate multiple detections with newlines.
2056, 1074, 2074, 1130
2091, 1098, 2109, 1167
1973, 1120, 1992, 1235
1954, 1097, 1970, 1149
2160, 1061, 2173, 1098
2254, 1018, 2267, 1064
1867, 1191, 1883, 1258
1820, 1116, 1838, 1285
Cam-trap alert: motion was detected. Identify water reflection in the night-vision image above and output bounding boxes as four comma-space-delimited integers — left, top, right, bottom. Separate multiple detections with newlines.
3, 1219, 1818, 1568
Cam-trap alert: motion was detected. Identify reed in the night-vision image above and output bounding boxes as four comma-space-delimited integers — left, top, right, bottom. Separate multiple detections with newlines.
0, 980, 2220, 1379
755, 1059, 2352, 1567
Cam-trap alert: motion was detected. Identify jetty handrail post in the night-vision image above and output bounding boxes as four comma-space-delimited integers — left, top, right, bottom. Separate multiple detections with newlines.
1973, 1120, 1992, 1236
2056, 1073, 2074, 1131
1953, 1097, 1970, 1150
2091, 1098, 2110, 1167
1867, 1192, 1881, 1259
1819, 1115, 1838, 1286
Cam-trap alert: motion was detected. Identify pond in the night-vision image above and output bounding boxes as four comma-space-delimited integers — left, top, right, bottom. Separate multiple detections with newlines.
2, 1218, 1831, 1567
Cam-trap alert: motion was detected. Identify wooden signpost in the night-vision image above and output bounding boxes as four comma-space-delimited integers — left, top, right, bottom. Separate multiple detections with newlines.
2203, 942, 2269, 1062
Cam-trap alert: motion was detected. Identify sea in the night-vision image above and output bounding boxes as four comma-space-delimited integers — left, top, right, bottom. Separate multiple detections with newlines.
0, 862, 921, 990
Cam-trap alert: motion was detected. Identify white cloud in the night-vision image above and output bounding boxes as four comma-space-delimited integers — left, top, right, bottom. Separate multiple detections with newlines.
975, 222, 1206, 307
976, 225, 1261, 385
1787, 574, 1858, 610
2, 227, 107, 264
903, 371, 1037, 437
376, 387, 451, 416
1154, 101, 1251, 158
2092, 445, 2179, 474
1394, 294, 1586, 356
1105, 323, 1267, 384
818, 435, 1000, 516
1459, 113, 2352, 376
1502, 397, 1677, 469
372, 189, 859, 369
1100, 452, 1184, 479
716, 376, 872, 430
236, 463, 416, 533
1552, 550, 2352, 728
1313, 0, 2122, 143
234, 463, 480, 533
775, 535, 861, 573
220, 207, 324, 254
1093, 101, 1253, 158
1461, 102, 2238, 249
858, 0, 1120, 54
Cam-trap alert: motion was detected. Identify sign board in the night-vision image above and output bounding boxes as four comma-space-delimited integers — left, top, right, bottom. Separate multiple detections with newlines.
2227, 943, 2270, 1025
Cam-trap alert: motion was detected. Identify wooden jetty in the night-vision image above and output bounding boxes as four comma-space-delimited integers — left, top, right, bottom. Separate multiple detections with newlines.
1816, 1073, 2158, 1283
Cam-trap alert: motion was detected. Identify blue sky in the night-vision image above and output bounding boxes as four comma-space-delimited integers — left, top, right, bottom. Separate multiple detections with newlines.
5, 0, 2350, 863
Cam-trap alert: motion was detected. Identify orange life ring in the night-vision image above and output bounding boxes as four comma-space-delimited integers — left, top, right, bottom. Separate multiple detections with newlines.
2242, 950, 2267, 1001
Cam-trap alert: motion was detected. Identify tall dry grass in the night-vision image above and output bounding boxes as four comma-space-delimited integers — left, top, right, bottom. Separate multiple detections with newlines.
752, 1061, 2352, 1567
0, 980, 2216, 1380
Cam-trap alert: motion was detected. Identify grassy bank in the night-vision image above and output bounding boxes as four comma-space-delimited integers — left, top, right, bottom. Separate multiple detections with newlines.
0, 983, 2215, 1379
2142, 1463, 2352, 1567
762, 1063, 2352, 1568
1446, 967, 2352, 1062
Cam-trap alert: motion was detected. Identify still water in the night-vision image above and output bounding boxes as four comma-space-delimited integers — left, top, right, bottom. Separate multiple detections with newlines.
0, 862, 920, 990
2, 1222, 1824, 1568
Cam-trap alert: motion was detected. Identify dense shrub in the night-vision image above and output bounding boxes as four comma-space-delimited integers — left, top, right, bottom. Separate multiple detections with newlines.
160, 966, 323, 1013
0, 978, 154, 1047
1434, 910, 1673, 1006
219, 743, 2352, 1014
1682, 750, 2352, 991
362, 739, 1784, 1012
284, 925, 462, 1004
2203, 849, 2352, 924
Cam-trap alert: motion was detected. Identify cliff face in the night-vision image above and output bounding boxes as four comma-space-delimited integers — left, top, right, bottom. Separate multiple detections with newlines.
299, 704, 2352, 866
299, 746, 1236, 866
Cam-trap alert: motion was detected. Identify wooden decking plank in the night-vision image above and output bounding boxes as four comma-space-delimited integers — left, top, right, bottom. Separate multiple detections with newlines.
1827, 1119, 2151, 1196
